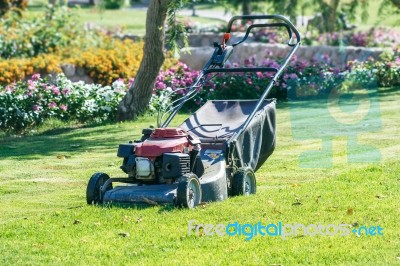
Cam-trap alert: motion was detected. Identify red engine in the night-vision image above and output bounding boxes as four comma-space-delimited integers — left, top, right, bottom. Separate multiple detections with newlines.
135, 128, 197, 158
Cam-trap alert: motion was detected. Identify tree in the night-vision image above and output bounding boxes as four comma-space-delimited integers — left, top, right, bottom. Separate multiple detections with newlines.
379, 0, 400, 15
388, 0, 400, 8
269, 0, 298, 22
0, 0, 28, 17
270, 0, 367, 33
117, 0, 171, 121
316, 0, 340, 33
229, 0, 265, 16
118, 0, 188, 121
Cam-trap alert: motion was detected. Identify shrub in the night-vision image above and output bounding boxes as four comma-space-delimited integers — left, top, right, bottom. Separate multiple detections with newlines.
346, 50, 400, 88
303, 28, 400, 48
0, 6, 105, 59
69, 40, 144, 85
0, 54, 62, 85
150, 62, 206, 113
151, 53, 400, 112
3, 54, 399, 132
0, 74, 128, 132
0, 0, 28, 17
0, 39, 178, 86
101, 0, 125, 9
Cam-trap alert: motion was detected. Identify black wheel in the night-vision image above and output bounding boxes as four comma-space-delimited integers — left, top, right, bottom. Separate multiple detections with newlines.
176, 173, 202, 208
232, 167, 256, 196
86, 172, 112, 205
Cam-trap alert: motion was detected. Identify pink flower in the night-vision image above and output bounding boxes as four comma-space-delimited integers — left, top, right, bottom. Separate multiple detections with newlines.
128, 78, 135, 88
60, 104, 68, 111
31, 73, 40, 81
51, 86, 60, 96
32, 105, 42, 111
5, 85, 15, 93
48, 102, 57, 109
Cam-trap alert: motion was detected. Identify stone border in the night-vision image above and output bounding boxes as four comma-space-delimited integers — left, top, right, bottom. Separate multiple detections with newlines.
179, 43, 387, 70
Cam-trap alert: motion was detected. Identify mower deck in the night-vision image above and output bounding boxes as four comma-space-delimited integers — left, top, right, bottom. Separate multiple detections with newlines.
102, 149, 228, 205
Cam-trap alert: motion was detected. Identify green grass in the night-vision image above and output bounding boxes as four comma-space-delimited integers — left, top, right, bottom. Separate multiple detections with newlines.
25, 3, 226, 35
24, 0, 399, 36
1, 88, 399, 265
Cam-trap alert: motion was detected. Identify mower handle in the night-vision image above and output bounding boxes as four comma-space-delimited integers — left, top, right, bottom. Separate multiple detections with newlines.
160, 15, 301, 132
226, 15, 301, 46
230, 23, 295, 47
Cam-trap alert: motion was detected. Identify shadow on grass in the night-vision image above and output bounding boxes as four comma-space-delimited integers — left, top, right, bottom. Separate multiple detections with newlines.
378, 86, 400, 95
0, 121, 136, 160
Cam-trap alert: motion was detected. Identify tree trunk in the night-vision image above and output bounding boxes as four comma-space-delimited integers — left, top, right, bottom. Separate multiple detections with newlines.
191, 0, 196, 16
322, 0, 340, 32
242, 0, 251, 15
117, 0, 169, 121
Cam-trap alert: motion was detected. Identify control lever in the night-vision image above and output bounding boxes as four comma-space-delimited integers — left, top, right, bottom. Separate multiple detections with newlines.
211, 43, 234, 67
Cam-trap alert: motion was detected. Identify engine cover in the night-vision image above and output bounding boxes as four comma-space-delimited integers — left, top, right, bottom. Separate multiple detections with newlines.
162, 153, 190, 179
135, 128, 193, 157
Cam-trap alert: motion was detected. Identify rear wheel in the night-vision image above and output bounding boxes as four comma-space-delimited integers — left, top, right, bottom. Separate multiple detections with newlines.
176, 173, 202, 208
86, 172, 113, 205
232, 167, 256, 196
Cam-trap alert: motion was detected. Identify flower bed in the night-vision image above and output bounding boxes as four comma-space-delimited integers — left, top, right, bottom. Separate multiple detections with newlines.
303, 28, 400, 48
0, 74, 128, 132
1, 51, 399, 132
152, 51, 399, 109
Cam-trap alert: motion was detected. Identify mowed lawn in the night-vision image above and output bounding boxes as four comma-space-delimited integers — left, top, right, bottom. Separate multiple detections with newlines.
0, 88, 399, 265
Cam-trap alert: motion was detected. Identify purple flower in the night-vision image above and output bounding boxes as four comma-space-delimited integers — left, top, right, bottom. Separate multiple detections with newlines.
62, 87, 71, 95
156, 81, 166, 90
261, 58, 280, 69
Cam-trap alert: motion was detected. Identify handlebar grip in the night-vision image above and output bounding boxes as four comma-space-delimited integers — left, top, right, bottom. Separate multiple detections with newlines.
226, 15, 301, 44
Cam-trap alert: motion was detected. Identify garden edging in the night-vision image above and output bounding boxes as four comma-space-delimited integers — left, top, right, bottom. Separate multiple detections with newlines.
179, 43, 387, 70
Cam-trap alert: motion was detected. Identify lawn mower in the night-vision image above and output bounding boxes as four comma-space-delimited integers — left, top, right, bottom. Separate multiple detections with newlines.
86, 15, 301, 208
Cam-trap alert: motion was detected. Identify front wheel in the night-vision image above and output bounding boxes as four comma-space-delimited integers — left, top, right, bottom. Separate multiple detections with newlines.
176, 173, 202, 208
232, 167, 256, 196
86, 172, 112, 205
